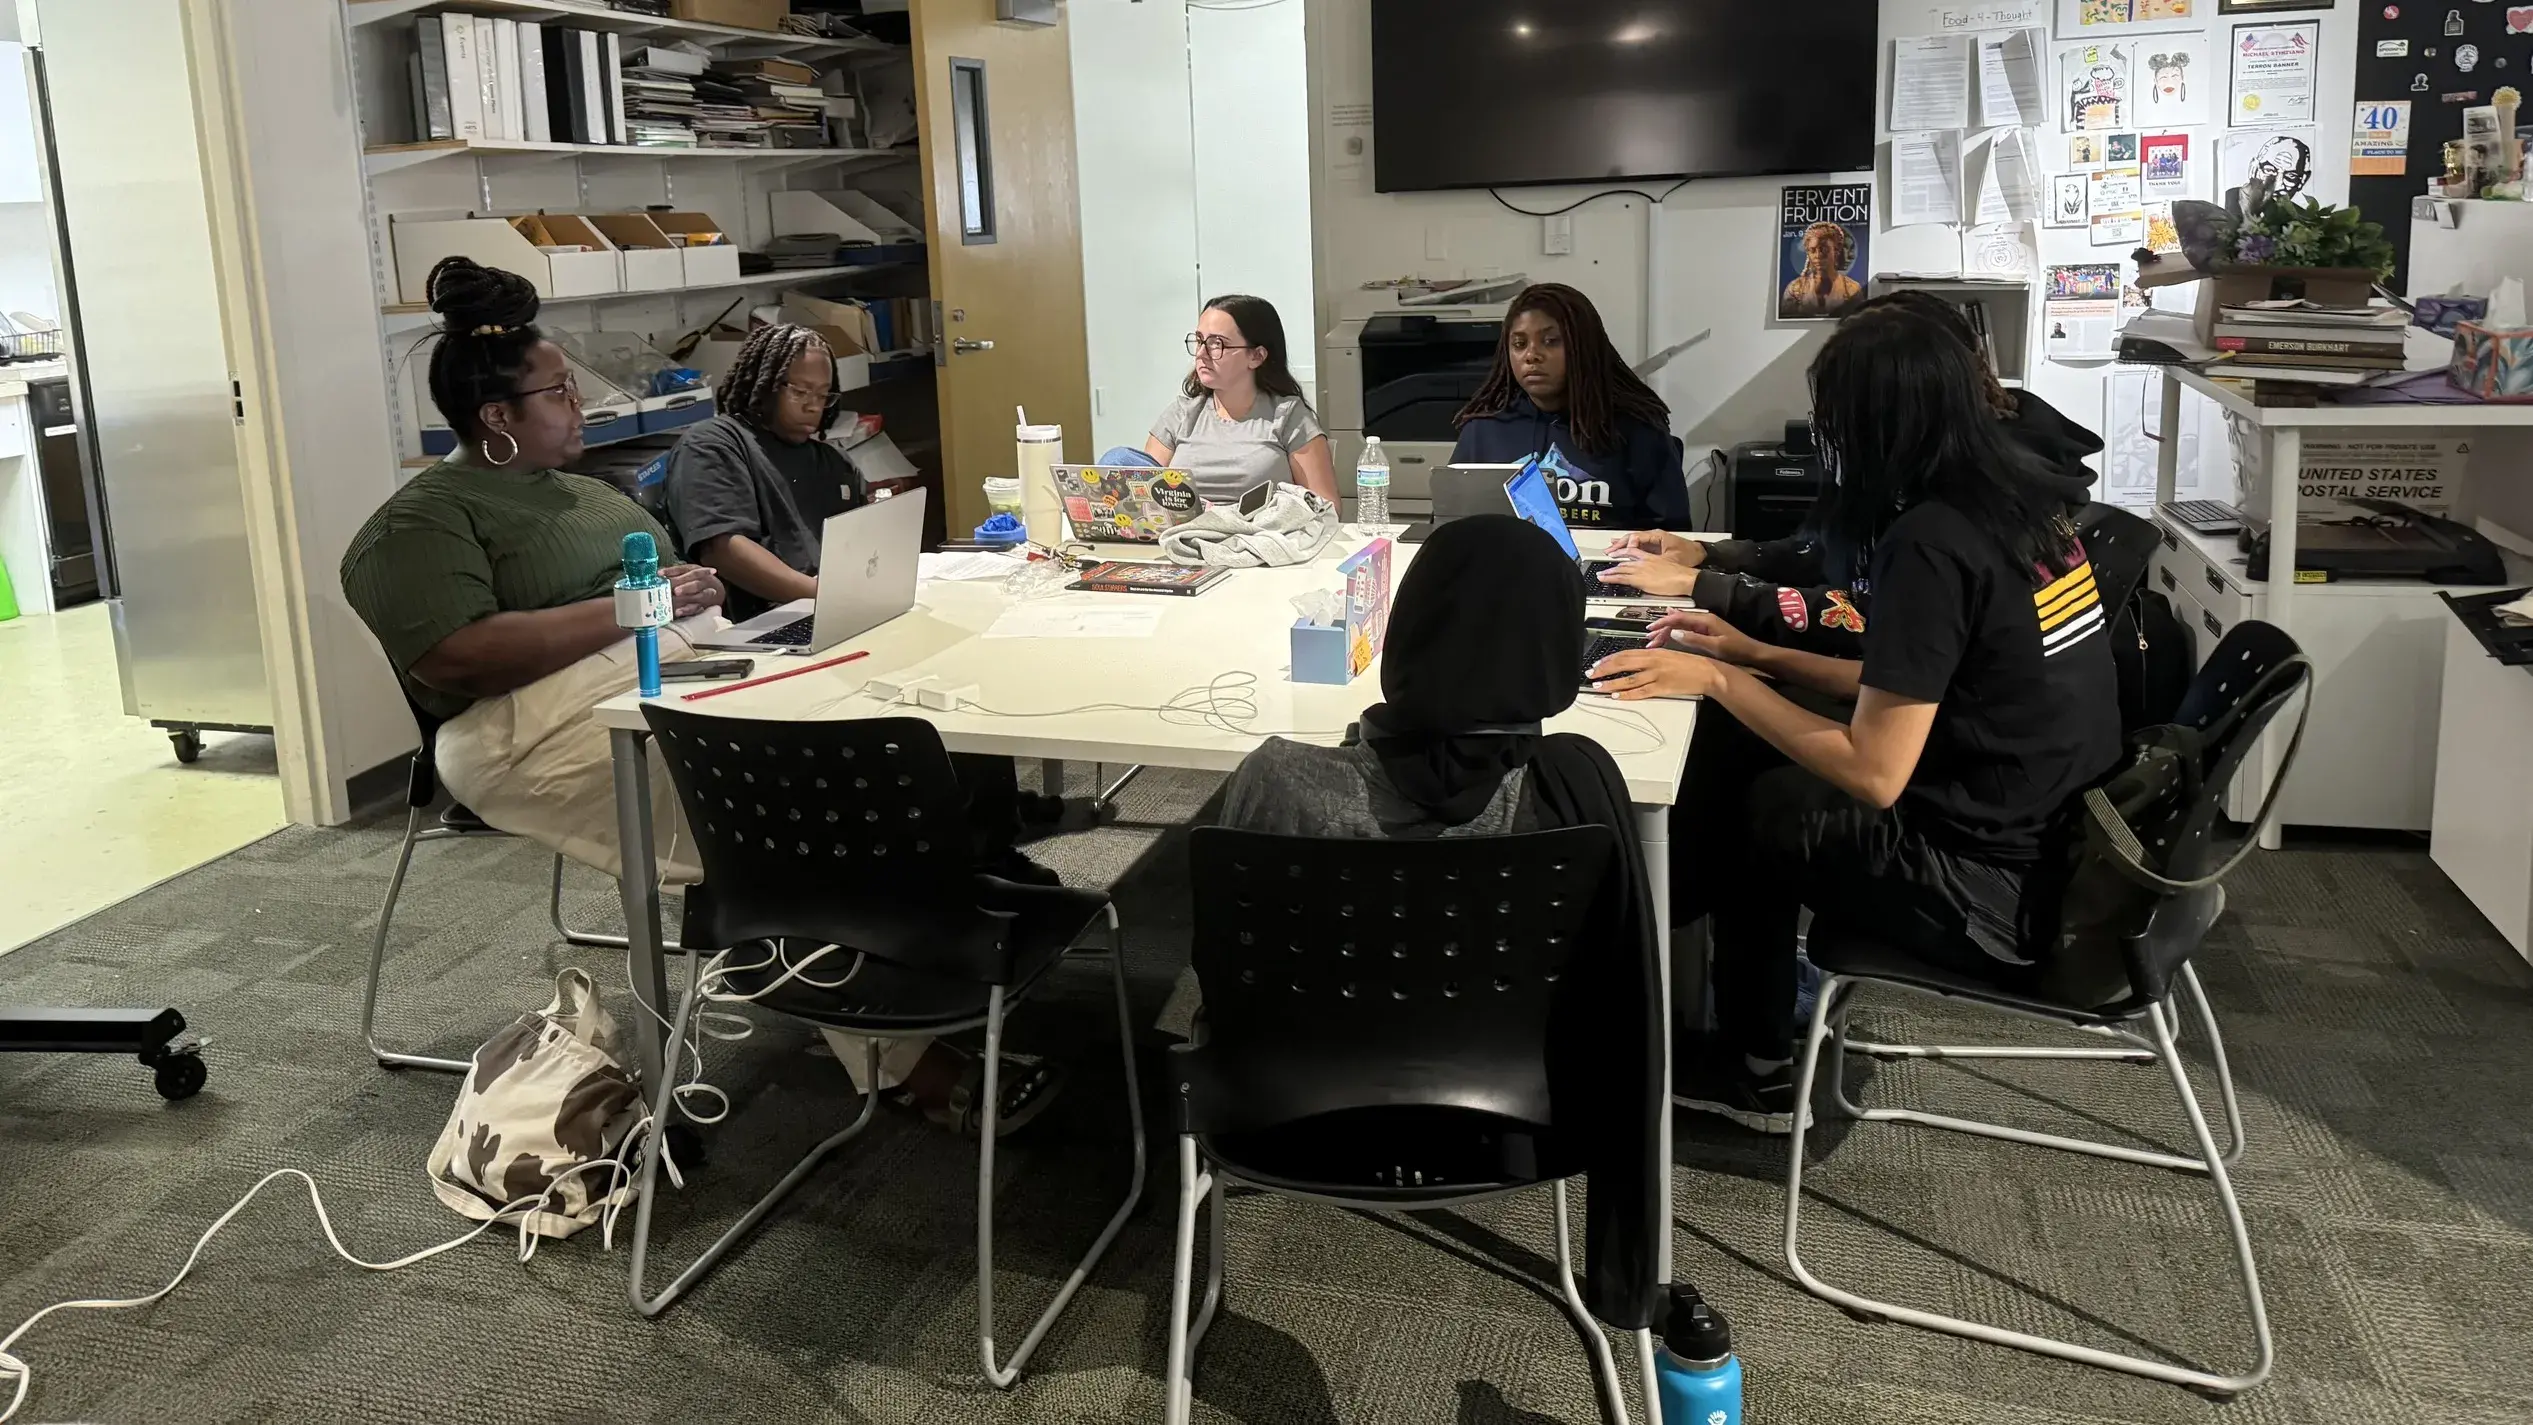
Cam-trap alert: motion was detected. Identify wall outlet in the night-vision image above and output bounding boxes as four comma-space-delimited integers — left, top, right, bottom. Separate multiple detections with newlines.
1543, 212, 1574, 256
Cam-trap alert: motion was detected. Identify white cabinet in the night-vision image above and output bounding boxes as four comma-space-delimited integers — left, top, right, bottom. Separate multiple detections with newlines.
2430, 613, 2533, 963
2148, 516, 2527, 833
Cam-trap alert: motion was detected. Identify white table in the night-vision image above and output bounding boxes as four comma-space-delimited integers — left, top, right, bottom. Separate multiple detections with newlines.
590, 538, 1703, 1285
2154, 367, 2533, 847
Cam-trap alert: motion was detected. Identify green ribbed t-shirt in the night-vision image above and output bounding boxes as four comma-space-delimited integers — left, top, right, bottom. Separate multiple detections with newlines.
340, 461, 670, 721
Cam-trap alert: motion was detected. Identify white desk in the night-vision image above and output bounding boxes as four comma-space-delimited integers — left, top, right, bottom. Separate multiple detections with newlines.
589, 537, 1702, 1294
2153, 368, 2533, 847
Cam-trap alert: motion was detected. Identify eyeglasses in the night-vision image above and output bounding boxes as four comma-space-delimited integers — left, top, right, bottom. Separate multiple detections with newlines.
778, 379, 833, 407
509, 372, 582, 407
1184, 333, 1256, 358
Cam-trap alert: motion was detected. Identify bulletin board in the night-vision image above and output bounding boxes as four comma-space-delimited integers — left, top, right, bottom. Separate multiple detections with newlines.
2351, 0, 2533, 288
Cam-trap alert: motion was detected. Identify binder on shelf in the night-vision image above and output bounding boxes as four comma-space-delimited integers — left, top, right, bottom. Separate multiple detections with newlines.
576, 30, 606, 146
491, 17, 525, 141
443, 15, 483, 141
517, 21, 550, 144
541, 26, 579, 144
602, 33, 628, 145
406, 53, 430, 143
470, 17, 501, 143
414, 19, 454, 141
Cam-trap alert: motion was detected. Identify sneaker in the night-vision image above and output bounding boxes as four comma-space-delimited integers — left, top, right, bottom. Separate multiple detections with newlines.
1674, 1048, 1814, 1136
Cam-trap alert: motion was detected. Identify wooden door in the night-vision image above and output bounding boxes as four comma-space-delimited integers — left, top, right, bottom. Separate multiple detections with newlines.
911, 0, 1091, 538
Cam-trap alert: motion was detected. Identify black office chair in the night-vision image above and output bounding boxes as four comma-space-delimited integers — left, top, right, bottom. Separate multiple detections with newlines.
624, 707, 1141, 1390
358, 685, 646, 1073
1167, 826, 1655, 1425
1785, 621, 2312, 1398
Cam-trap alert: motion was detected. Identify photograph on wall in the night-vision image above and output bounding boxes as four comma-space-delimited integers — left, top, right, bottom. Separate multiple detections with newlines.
2055, 0, 2201, 37
2059, 41, 2135, 130
2229, 21, 2319, 127
2048, 172, 2092, 225
2219, 127, 2316, 205
2045, 262, 2123, 360
2141, 131, 2195, 196
2135, 35, 2212, 126
1775, 184, 1872, 322
2088, 165, 2145, 246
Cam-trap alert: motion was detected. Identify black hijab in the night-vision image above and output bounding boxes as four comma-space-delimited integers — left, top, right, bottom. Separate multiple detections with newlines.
1359, 515, 1586, 826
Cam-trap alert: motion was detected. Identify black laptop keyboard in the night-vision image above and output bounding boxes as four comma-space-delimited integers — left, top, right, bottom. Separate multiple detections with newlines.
750, 615, 817, 648
1580, 632, 1642, 685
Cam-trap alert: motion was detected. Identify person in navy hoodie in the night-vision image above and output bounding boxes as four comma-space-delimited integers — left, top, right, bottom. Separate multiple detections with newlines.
1450, 283, 1689, 534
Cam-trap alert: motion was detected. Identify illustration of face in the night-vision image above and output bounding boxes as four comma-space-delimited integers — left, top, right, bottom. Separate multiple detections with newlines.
2150, 53, 2189, 101
2251, 137, 2312, 198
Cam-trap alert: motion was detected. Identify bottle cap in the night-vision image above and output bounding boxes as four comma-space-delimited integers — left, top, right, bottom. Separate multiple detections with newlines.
1662, 1286, 1732, 1364
621, 530, 659, 582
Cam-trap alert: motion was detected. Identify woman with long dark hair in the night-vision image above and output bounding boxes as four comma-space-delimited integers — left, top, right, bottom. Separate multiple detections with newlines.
1143, 294, 1338, 503
1589, 305, 2122, 1132
1450, 283, 1688, 533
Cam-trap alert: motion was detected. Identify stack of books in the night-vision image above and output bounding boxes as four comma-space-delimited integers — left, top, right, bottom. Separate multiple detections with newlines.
2205, 301, 2410, 388
621, 44, 702, 148
709, 57, 827, 148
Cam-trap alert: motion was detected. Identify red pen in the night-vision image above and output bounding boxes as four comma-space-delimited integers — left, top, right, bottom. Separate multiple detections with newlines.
680, 649, 869, 702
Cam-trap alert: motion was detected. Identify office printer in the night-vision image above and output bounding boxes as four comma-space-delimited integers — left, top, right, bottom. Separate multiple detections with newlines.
2241, 499, 2507, 584
1320, 275, 1527, 512
1725, 423, 1828, 543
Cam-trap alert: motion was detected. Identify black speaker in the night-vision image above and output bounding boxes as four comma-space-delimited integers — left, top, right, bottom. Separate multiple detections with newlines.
1726, 440, 1827, 543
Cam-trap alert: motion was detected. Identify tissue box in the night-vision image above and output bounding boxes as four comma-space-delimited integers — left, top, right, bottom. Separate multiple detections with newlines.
2449, 320, 2533, 402
1290, 539, 1392, 685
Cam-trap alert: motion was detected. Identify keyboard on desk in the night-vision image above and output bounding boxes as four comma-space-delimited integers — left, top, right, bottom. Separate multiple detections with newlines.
2160, 499, 2244, 535
1579, 631, 1644, 686
748, 614, 817, 648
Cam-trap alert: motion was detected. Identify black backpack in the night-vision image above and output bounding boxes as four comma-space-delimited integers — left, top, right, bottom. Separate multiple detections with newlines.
2111, 587, 2194, 733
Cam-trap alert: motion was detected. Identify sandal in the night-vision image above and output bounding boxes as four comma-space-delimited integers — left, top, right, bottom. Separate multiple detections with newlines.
893, 1050, 1067, 1138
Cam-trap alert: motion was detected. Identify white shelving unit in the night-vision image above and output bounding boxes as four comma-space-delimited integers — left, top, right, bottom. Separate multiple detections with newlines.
340, 1, 931, 470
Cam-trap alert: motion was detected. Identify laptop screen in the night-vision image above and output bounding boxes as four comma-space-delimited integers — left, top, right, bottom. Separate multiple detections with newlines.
1502, 455, 1580, 559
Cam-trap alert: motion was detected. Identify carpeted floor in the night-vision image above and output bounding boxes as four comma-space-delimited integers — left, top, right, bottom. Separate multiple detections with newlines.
3, 768, 2530, 1424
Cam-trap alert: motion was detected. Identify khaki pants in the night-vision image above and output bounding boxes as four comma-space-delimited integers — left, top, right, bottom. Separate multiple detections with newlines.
437, 618, 918, 1093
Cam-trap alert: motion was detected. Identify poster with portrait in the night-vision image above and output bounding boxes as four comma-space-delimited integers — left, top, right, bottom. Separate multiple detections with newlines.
2058, 41, 2135, 130
2228, 21, 2318, 127
2134, 34, 2211, 126
2219, 127, 2317, 207
2056, 0, 2201, 36
1775, 184, 1872, 322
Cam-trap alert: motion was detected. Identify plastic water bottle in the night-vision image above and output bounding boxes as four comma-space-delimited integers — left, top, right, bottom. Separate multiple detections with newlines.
614, 531, 674, 699
1355, 436, 1390, 536
1654, 1286, 1742, 1425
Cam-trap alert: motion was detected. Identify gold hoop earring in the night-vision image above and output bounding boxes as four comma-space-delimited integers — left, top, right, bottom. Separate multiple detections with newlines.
483, 430, 519, 467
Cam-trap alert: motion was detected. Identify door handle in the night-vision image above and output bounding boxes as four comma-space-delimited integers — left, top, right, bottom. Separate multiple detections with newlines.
952, 337, 996, 353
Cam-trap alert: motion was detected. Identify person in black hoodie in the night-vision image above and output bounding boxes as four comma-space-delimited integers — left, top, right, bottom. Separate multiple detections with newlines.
1595, 291, 2103, 658
1449, 283, 1690, 534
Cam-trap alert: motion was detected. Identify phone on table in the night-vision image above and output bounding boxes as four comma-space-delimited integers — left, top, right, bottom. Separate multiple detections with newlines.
1237, 481, 1275, 517
661, 659, 756, 683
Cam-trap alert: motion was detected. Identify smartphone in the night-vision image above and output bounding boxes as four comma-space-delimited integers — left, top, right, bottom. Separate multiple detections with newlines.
1237, 481, 1275, 517
1586, 615, 1658, 636
661, 659, 755, 683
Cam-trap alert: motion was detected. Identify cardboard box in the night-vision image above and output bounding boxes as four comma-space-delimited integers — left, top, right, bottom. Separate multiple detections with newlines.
585, 213, 684, 292
391, 212, 621, 303
668, 0, 786, 32
781, 292, 878, 356
2133, 254, 2379, 345
648, 210, 742, 285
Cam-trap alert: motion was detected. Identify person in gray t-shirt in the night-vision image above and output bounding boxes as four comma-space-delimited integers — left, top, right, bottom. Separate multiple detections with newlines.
1143, 294, 1337, 505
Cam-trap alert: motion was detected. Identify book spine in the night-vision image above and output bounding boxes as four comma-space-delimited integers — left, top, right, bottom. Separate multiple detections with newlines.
406, 53, 430, 143
2212, 334, 2405, 355
471, 18, 501, 142
577, 31, 606, 145
603, 33, 628, 145
415, 20, 454, 140
443, 16, 483, 141
518, 23, 550, 143
1071, 581, 1204, 596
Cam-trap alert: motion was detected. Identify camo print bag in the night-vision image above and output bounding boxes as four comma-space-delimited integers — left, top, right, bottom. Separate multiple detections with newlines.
426, 968, 644, 1239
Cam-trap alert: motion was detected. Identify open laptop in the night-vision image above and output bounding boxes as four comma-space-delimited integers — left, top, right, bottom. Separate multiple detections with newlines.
1396, 463, 1521, 543
694, 487, 926, 655
1501, 456, 1626, 582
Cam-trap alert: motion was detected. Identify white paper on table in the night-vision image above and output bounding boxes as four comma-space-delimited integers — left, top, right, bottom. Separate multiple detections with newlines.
1977, 29, 2044, 129
982, 602, 1165, 640
1890, 36, 1972, 131
918, 551, 1028, 582
1890, 130, 1963, 228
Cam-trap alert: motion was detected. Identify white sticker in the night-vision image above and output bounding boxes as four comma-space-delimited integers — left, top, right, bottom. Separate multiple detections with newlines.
2456, 43, 2481, 70
2377, 38, 2410, 55
614, 582, 675, 629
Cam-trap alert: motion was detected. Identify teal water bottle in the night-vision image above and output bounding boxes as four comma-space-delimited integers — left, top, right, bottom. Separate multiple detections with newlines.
614, 531, 673, 698
1654, 1286, 1741, 1425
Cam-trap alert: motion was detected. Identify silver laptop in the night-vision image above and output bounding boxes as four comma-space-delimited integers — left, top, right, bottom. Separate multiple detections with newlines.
695, 488, 926, 655
1397, 463, 1522, 543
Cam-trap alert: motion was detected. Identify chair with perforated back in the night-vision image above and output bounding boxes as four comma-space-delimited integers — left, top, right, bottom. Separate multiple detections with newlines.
624, 706, 1141, 1389
1785, 620, 2313, 1399
1166, 825, 1656, 1425
358, 682, 643, 1073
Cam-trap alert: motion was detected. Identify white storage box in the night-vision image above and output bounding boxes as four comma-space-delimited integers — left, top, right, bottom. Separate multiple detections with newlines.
649, 210, 741, 285
770, 189, 891, 244
391, 213, 620, 304
585, 213, 685, 292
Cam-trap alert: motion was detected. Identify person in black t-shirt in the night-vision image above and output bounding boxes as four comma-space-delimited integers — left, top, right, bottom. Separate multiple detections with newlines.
1588, 305, 2123, 1134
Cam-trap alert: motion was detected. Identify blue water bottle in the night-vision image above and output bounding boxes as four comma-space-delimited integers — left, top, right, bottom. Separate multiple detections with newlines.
1654, 1286, 1742, 1425
614, 531, 673, 698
